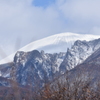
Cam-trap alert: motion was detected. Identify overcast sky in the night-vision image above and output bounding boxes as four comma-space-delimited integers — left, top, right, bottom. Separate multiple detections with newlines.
0, 0, 100, 59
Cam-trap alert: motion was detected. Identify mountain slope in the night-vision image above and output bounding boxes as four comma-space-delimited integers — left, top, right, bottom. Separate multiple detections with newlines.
71, 47, 100, 82
1, 48, 100, 100
0, 37, 100, 88
0, 50, 65, 87
48, 47, 100, 100
0, 32, 100, 64
60, 38, 100, 71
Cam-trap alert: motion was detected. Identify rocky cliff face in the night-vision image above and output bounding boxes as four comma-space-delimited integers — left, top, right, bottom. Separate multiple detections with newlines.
13, 50, 65, 87
60, 38, 100, 72
0, 38, 100, 87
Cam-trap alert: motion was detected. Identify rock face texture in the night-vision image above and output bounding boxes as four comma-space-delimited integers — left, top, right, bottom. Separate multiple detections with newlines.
0, 38, 100, 88
13, 50, 65, 87
60, 38, 100, 72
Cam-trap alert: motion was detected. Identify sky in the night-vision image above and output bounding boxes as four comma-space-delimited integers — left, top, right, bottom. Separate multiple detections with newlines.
0, 0, 100, 59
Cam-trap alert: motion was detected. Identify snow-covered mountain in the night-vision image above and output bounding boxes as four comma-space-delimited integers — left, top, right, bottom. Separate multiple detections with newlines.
13, 50, 65, 86
60, 38, 100, 72
0, 34, 100, 88
0, 50, 66, 87
0, 32, 100, 64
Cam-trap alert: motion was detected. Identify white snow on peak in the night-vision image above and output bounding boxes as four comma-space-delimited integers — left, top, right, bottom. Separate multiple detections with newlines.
0, 32, 100, 64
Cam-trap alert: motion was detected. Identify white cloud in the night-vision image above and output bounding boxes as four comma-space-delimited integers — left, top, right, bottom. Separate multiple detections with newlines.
0, 0, 100, 59
56, 0, 100, 34
0, 0, 67, 59
58, 0, 100, 19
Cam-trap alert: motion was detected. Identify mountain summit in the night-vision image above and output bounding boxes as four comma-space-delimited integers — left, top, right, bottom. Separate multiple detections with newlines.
0, 36, 100, 89
0, 32, 100, 64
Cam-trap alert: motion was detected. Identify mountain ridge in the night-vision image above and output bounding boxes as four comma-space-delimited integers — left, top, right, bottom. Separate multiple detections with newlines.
0, 38, 100, 87
0, 32, 100, 64
60, 38, 100, 71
